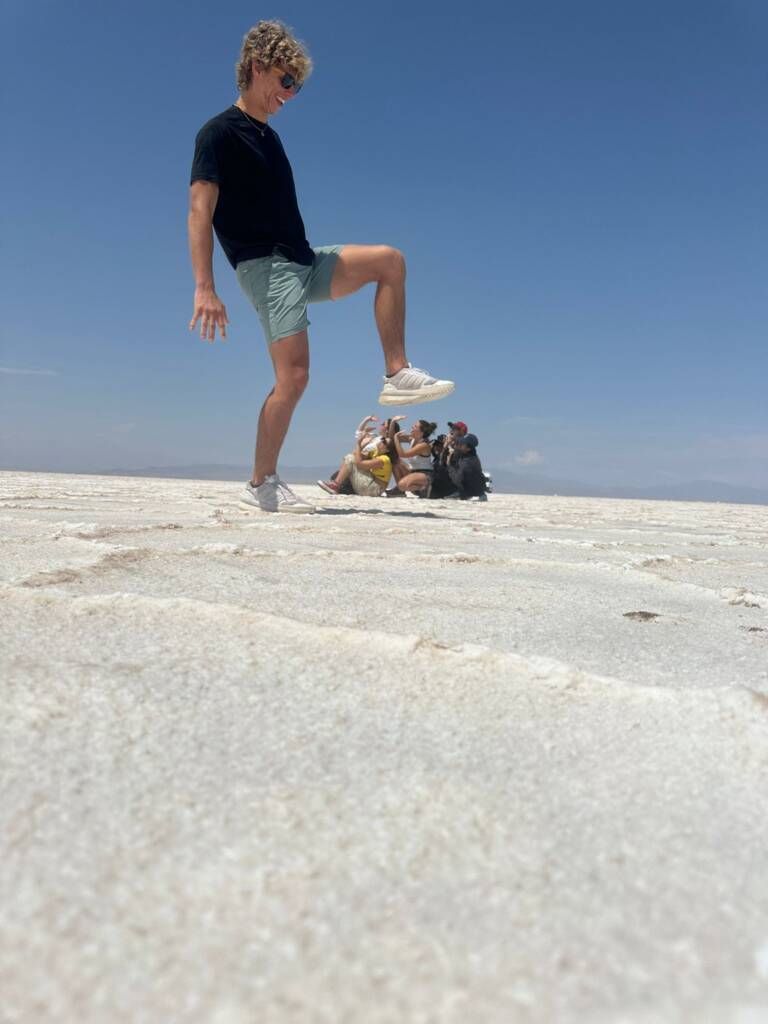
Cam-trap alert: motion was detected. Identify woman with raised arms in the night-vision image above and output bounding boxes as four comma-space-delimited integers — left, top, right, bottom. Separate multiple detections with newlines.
386, 416, 437, 497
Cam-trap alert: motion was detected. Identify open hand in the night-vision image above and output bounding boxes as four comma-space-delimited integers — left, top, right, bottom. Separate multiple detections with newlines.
190, 287, 229, 343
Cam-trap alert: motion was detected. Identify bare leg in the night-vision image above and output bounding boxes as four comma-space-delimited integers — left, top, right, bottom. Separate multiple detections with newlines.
398, 472, 428, 493
252, 331, 309, 485
335, 459, 353, 487
330, 245, 408, 376
392, 461, 407, 483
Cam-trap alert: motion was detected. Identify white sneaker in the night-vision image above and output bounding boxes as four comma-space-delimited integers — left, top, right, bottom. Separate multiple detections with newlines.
378, 363, 455, 406
240, 476, 315, 513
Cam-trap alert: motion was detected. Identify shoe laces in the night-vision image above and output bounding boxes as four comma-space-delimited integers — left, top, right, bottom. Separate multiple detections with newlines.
407, 365, 436, 381
275, 478, 299, 503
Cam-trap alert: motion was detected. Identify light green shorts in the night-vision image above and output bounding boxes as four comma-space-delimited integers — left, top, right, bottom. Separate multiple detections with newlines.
236, 245, 344, 345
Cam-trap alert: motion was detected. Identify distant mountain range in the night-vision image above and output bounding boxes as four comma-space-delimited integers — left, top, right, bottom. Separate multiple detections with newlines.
87, 463, 768, 506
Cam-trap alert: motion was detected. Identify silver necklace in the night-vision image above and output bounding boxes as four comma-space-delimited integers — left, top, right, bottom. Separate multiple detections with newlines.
235, 103, 267, 136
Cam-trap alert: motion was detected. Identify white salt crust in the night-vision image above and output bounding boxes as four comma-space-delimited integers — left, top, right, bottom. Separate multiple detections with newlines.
1, 471, 767, 1023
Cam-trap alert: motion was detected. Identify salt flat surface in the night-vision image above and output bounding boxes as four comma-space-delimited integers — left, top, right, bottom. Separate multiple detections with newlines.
2, 471, 767, 1023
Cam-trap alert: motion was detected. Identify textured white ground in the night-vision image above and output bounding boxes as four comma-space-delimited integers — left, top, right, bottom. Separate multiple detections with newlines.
2, 471, 767, 1024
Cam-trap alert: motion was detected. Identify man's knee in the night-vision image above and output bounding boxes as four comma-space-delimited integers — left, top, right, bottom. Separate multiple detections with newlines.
275, 364, 309, 401
381, 245, 406, 282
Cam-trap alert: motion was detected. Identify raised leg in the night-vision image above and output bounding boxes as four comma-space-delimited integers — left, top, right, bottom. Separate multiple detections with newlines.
330, 245, 408, 376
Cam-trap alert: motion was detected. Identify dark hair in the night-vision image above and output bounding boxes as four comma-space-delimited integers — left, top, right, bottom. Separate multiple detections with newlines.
378, 434, 399, 465
417, 420, 437, 439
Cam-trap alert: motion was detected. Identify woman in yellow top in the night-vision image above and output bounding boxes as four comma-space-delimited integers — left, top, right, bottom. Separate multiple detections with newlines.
317, 434, 396, 497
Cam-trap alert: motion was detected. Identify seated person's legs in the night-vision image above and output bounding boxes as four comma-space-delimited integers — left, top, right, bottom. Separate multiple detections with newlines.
347, 456, 386, 497
428, 464, 457, 499
319, 453, 355, 494
330, 468, 355, 494
397, 471, 430, 495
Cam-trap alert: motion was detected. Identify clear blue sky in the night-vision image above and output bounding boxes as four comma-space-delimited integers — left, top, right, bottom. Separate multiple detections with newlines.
2, 0, 766, 488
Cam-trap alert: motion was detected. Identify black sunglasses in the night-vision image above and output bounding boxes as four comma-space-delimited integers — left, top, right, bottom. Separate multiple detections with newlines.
278, 70, 303, 93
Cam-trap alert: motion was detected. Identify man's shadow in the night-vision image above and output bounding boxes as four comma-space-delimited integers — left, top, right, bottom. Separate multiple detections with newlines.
314, 506, 446, 520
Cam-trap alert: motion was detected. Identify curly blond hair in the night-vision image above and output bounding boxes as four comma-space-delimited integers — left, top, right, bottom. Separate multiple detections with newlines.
236, 20, 312, 92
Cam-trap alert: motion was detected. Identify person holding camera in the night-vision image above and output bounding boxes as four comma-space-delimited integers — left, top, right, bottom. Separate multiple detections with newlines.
444, 420, 468, 461
428, 433, 459, 498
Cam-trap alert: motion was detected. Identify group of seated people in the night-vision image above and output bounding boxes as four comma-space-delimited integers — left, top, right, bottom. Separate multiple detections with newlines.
317, 416, 490, 501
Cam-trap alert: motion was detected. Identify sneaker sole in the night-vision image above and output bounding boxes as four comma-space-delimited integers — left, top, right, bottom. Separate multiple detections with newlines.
239, 497, 315, 513
378, 381, 455, 406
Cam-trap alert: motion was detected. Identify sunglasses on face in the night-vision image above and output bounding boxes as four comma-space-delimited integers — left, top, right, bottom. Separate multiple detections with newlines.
277, 69, 303, 93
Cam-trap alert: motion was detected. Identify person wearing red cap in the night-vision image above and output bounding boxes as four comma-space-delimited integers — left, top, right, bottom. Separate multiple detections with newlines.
441, 420, 469, 470
447, 420, 468, 441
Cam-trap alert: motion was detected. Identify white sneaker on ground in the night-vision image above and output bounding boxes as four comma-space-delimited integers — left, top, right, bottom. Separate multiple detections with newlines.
240, 476, 315, 513
378, 363, 455, 406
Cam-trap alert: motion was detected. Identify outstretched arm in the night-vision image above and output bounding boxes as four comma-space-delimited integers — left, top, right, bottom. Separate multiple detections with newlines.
188, 181, 229, 343
392, 432, 411, 460
408, 440, 431, 457
388, 415, 406, 439
355, 414, 377, 436
388, 416, 409, 458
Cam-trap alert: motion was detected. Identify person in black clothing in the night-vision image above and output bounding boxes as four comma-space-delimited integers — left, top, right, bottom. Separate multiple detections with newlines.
448, 434, 488, 500
429, 434, 459, 499
187, 20, 454, 514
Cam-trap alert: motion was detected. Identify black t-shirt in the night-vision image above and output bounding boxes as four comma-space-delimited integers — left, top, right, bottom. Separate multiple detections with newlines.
190, 105, 313, 269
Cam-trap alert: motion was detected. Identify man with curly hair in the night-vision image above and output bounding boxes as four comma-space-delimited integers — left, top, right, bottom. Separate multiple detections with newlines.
188, 20, 454, 513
